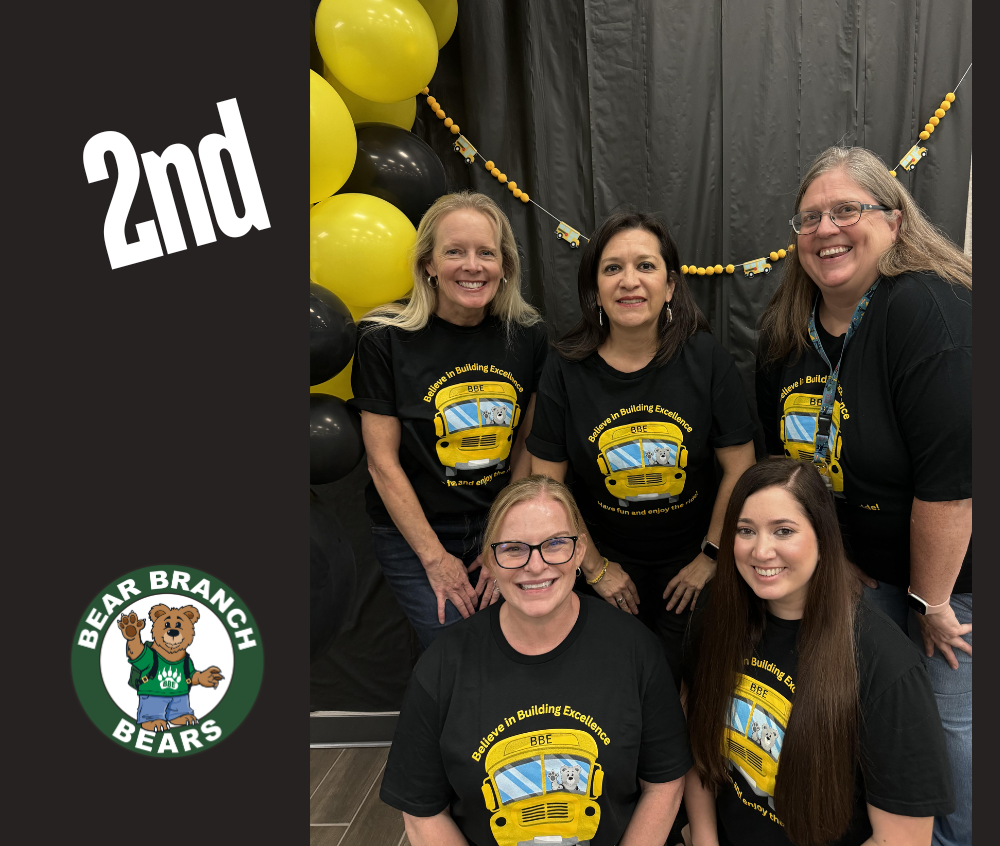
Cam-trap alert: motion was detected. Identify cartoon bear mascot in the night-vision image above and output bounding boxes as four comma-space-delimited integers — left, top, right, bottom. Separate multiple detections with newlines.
644, 447, 673, 467
483, 406, 512, 427
751, 721, 781, 761
560, 764, 585, 792
118, 605, 224, 732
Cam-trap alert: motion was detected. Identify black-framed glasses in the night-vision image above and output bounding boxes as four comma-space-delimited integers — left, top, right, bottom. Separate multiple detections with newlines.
790, 201, 890, 235
490, 536, 579, 569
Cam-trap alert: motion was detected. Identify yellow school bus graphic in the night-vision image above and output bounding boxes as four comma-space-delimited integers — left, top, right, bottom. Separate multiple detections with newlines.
742, 257, 772, 277
453, 135, 478, 164
555, 221, 582, 248
596, 422, 688, 508
779, 392, 844, 492
434, 381, 520, 476
726, 676, 791, 810
898, 144, 928, 172
480, 728, 604, 846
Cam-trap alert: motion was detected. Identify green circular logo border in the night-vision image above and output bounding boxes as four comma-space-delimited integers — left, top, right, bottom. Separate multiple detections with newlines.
72, 565, 263, 757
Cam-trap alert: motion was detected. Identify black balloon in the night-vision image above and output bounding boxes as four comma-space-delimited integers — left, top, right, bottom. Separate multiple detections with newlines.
310, 495, 357, 662
310, 282, 357, 386
310, 393, 365, 485
339, 122, 448, 228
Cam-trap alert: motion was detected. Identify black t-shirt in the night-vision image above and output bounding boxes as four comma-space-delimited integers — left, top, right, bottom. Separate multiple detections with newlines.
380, 595, 693, 846
755, 273, 972, 591
527, 333, 755, 563
685, 599, 954, 846
351, 315, 548, 525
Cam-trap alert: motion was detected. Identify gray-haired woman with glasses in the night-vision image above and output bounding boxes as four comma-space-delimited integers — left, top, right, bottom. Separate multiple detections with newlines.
755, 146, 972, 845
380, 474, 693, 846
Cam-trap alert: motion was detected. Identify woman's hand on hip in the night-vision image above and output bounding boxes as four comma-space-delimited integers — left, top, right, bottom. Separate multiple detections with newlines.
915, 604, 972, 670
592, 560, 640, 615
663, 553, 717, 614
423, 551, 480, 624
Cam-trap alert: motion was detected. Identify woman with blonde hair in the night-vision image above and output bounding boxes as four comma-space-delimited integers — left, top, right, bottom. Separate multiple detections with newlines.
755, 146, 971, 844
351, 192, 549, 648
380, 475, 692, 846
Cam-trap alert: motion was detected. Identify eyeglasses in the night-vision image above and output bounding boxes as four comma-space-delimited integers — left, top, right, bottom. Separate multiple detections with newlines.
490, 536, 579, 569
790, 201, 890, 235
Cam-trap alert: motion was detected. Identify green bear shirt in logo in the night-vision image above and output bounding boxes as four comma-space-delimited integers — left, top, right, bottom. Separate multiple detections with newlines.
130, 645, 192, 696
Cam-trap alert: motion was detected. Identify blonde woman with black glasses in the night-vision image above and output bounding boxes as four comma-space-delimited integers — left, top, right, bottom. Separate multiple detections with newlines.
380, 475, 692, 846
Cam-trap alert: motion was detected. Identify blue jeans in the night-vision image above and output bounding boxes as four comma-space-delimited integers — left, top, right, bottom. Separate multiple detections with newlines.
371, 515, 486, 650
137, 693, 193, 724
863, 582, 972, 846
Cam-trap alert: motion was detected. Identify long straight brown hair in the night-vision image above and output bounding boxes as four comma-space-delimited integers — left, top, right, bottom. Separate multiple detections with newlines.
687, 460, 860, 846
555, 209, 710, 366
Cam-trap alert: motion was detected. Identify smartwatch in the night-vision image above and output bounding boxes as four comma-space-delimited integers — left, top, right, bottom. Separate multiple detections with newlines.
701, 538, 720, 562
906, 588, 950, 616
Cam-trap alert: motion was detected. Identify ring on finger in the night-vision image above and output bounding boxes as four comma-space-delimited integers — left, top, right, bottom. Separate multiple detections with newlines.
616, 596, 625, 604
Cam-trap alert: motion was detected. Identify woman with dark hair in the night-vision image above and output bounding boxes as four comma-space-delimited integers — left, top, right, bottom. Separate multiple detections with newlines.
755, 146, 971, 843
683, 459, 953, 846
527, 210, 755, 683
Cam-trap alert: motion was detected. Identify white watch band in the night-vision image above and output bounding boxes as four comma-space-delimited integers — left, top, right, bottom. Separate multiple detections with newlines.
907, 587, 950, 615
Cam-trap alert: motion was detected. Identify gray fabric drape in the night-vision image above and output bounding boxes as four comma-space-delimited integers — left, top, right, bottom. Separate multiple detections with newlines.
414, 0, 972, 405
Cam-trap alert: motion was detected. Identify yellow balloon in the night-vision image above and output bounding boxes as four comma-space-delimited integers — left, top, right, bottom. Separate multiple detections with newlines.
418, 0, 459, 49
312, 356, 355, 401
323, 67, 417, 130
349, 304, 373, 323
315, 0, 438, 104
311, 194, 416, 309
310, 70, 356, 204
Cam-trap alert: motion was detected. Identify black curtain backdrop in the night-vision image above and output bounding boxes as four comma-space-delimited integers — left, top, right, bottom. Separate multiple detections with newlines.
311, 0, 973, 712
414, 0, 972, 399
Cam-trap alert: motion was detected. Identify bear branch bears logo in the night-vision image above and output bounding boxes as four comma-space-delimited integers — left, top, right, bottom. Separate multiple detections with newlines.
72, 566, 263, 757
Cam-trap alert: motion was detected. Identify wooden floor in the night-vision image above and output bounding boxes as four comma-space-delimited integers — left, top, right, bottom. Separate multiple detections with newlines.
310, 746, 410, 846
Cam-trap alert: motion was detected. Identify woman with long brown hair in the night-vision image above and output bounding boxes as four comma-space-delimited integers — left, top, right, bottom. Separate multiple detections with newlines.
683, 459, 953, 846
527, 209, 755, 685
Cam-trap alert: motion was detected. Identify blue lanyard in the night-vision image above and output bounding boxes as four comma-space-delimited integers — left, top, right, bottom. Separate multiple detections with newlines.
806, 279, 879, 467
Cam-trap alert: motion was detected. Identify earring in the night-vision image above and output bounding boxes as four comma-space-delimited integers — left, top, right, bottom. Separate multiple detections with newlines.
501, 276, 508, 285
666, 303, 673, 322
576, 567, 582, 577
427, 275, 438, 288
598, 305, 603, 326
